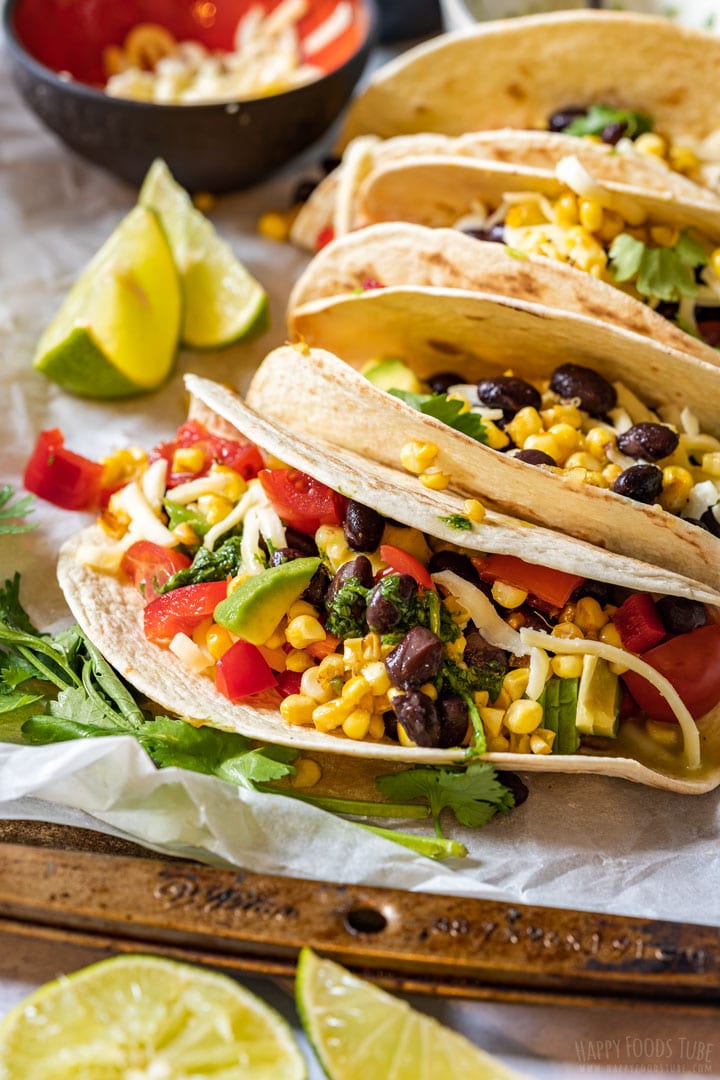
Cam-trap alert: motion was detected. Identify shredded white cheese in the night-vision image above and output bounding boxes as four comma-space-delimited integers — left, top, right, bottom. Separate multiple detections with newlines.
113, 481, 177, 547
432, 570, 526, 656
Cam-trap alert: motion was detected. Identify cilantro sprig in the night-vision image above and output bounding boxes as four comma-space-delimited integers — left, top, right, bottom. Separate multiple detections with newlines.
0, 486, 37, 536
377, 763, 515, 839
564, 104, 653, 140
608, 230, 708, 303
389, 389, 487, 443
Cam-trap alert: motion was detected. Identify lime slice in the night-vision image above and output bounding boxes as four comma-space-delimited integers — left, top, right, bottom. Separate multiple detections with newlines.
296, 949, 526, 1080
140, 159, 268, 349
0, 954, 306, 1079
33, 206, 181, 398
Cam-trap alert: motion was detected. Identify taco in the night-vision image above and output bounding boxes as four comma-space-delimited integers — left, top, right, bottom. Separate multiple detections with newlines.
294, 141, 720, 362
336, 10, 720, 195
56, 371, 720, 793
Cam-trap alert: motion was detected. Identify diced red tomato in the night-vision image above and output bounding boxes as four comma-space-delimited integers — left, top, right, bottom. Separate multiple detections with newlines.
150, 420, 264, 488
121, 541, 192, 602
259, 468, 344, 535
380, 545, 435, 591
622, 623, 720, 722
316, 225, 335, 250
471, 554, 583, 609
361, 277, 385, 290
215, 639, 278, 701
143, 581, 229, 646
276, 669, 303, 698
24, 429, 106, 511
613, 593, 666, 654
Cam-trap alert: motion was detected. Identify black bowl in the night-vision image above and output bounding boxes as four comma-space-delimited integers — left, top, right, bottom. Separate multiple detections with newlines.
3, 0, 376, 192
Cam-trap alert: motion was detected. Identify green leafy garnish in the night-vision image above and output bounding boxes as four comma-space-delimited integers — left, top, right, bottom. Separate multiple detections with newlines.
376, 576, 459, 647
160, 536, 245, 593
564, 104, 653, 140
609, 230, 708, 302
439, 514, 472, 531
163, 499, 211, 538
325, 575, 370, 638
376, 762, 515, 839
0, 486, 37, 536
389, 389, 487, 444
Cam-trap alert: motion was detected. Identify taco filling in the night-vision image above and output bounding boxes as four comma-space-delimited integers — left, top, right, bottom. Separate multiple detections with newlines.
52, 418, 720, 769
361, 356, 720, 537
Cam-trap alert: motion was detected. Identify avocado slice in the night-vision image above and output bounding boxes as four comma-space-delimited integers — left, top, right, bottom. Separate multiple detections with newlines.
539, 677, 581, 754
362, 356, 423, 394
214, 557, 321, 645
576, 655, 621, 739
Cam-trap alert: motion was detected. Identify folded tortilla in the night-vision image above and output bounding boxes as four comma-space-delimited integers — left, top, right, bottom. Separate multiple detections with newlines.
57, 373, 720, 792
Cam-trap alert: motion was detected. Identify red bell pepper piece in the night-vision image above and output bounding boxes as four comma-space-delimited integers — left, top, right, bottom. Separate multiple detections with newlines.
24, 429, 106, 511
471, 554, 583, 609
276, 669, 303, 698
380, 545, 435, 591
215, 639, 278, 701
614, 593, 665, 654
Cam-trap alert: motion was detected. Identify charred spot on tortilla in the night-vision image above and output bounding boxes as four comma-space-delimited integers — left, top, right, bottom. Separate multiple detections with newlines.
426, 339, 464, 356
510, 270, 542, 299
506, 83, 527, 102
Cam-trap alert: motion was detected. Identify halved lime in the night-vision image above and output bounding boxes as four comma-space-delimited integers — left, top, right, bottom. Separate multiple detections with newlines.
140, 159, 268, 349
296, 949, 527, 1080
0, 954, 306, 1079
33, 206, 181, 398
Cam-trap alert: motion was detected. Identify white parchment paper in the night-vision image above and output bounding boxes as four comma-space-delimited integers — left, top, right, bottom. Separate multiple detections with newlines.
1, 33, 719, 940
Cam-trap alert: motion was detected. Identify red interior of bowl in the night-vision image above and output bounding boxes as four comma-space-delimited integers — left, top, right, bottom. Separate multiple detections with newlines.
12, 0, 370, 87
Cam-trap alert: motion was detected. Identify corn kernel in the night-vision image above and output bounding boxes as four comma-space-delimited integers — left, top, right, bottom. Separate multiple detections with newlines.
509, 732, 532, 754
291, 757, 322, 788
486, 735, 510, 752
205, 624, 233, 660
419, 682, 438, 701
318, 654, 346, 679
280, 694, 316, 726
196, 494, 233, 525
286, 649, 315, 673
555, 192, 579, 226
313, 698, 352, 732
710, 248, 720, 279
634, 132, 667, 158
341, 675, 370, 708
362, 632, 383, 662
480, 708, 506, 739
363, 661, 391, 695
171, 446, 205, 474
503, 668, 530, 701
446, 393, 471, 414
599, 622, 623, 649
550, 654, 583, 679
505, 699, 543, 734
585, 426, 615, 459
473, 690, 490, 709
598, 210, 625, 243
552, 622, 584, 640
645, 719, 682, 748
493, 688, 512, 711
523, 433, 561, 462
300, 666, 333, 703
443, 595, 471, 627
609, 660, 629, 676
701, 452, 720, 477
668, 144, 700, 174
463, 498, 486, 523
506, 406, 543, 446
257, 210, 294, 242
419, 469, 450, 491
547, 423, 582, 463
602, 463, 623, 485
400, 440, 438, 474
209, 464, 246, 501
541, 403, 583, 429
564, 451, 603, 472
190, 616, 213, 650
575, 596, 609, 635
650, 224, 679, 248
342, 708, 372, 740
483, 419, 511, 450
530, 731, 554, 755
579, 199, 604, 233
368, 714, 386, 739
315, 525, 352, 573
286, 615, 326, 650
287, 600, 318, 620
172, 522, 200, 547
397, 722, 417, 747
492, 581, 528, 609
660, 466, 693, 514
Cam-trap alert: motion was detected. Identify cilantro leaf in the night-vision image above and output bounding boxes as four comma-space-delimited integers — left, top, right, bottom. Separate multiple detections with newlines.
0, 574, 40, 635
438, 514, 472, 531
564, 104, 653, 140
160, 536, 245, 593
389, 390, 487, 444
376, 762, 515, 838
325, 575, 369, 638
609, 230, 708, 302
0, 486, 37, 536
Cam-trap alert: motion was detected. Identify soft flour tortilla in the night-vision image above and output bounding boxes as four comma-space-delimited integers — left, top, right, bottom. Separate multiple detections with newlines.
338, 10, 720, 153
57, 373, 720, 791
291, 129, 718, 251
288, 222, 720, 369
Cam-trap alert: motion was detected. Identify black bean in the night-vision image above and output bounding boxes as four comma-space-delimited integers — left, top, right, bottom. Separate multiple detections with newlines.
383, 709, 398, 741
612, 464, 664, 504
343, 500, 385, 552
284, 528, 319, 557
393, 690, 441, 748
428, 550, 482, 586
385, 626, 444, 688
462, 223, 506, 244
700, 507, 720, 538
515, 605, 554, 632
464, 630, 508, 673
569, 579, 611, 606
694, 308, 720, 348
514, 448, 557, 467
292, 178, 319, 204
303, 565, 332, 609
548, 105, 587, 132
366, 574, 417, 633
656, 596, 707, 636
477, 376, 541, 416
495, 771, 529, 807
601, 121, 627, 145
550, 363, 617, 415
321, 155, 341, 174
326, 555, 373, 607
269, 547, 308, 567
428, 370, 463, 395
616, 423, 679, 461
438, 695, 470, 748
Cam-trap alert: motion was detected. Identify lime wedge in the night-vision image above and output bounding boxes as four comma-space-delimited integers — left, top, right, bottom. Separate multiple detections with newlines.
0, 954, 306, 1079
140, 159, 268, 349
296, 949, 526, 1080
